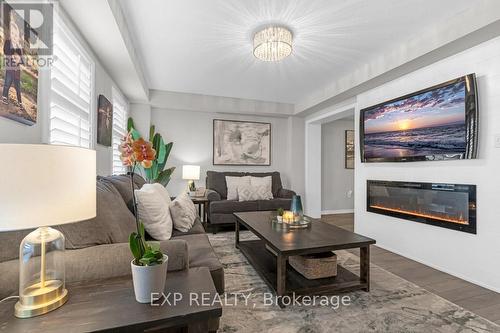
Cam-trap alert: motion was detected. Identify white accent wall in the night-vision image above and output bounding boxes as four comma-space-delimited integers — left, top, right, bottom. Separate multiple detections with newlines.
135, 106, 305, 197
355, 36, 500, 292
321, 119, 354, 213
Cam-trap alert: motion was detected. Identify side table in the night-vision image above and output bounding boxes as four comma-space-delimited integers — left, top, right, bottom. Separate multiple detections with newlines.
190, 196, 209, 224
0, 267, 221, 332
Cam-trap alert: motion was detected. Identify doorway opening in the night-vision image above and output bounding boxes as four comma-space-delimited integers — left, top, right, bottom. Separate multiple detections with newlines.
304, 102, 355, 220
320, 114, 355, 231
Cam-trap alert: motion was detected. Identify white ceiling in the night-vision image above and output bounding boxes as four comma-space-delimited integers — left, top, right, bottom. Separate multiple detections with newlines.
60, 0, 149, 101
122, 0, 477, 104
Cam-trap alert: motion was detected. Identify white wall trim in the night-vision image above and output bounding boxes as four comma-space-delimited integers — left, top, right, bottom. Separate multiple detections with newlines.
321, 209, 354, 215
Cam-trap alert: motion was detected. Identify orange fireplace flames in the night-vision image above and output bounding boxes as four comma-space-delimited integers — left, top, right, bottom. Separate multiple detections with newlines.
370, 205, 469, 225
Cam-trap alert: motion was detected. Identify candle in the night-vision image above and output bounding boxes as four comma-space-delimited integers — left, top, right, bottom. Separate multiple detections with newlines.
293, 212, 301, 222
283, 211, 294, 223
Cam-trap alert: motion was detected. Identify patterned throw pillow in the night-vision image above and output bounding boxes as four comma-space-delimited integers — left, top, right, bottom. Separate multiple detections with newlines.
250, 176, 273, 199
169, 192, 197, 232
226, 176, 251, 200
237, 184, 273, 202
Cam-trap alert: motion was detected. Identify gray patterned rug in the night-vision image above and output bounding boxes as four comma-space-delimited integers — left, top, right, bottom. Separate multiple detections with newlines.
208, 231, 500, 333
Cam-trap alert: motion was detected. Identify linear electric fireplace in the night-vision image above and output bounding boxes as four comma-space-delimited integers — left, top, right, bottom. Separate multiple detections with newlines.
367, 180, 476, 234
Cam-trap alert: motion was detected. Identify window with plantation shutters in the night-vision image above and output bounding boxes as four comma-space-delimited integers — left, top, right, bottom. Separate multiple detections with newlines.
112, 88, 128, 175
49, 14, 94, 148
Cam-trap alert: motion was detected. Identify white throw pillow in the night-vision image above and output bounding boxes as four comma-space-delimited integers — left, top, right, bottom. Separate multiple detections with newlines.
152, 183, 172, 205
170, 192, 197, 232
238, 184, 273, 201
250, 176, 273, 199
134, 184, 173, 240
225, 176, 251, 200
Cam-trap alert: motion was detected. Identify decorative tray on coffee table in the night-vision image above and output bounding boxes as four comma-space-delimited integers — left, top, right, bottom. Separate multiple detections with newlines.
273, 216, 312, 229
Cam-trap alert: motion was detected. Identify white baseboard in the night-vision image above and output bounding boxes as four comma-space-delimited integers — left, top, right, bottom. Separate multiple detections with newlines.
321, 209, 354, 215
374, 242, 500, 294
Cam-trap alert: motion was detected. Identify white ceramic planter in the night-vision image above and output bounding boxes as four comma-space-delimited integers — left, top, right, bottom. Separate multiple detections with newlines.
131, 254, 168, 303
277, 216, 283, 223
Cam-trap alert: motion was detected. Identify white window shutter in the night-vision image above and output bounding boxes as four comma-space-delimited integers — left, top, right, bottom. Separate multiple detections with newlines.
49, 14, 94, 148
112, 88, 128, 175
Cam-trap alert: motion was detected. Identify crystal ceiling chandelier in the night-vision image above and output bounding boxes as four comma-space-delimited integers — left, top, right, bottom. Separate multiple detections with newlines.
253, 25, 293, 62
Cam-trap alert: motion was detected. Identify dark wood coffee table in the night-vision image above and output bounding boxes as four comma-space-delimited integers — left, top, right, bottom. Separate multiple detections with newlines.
0, 267, 222, 333
234, 211, 376, 306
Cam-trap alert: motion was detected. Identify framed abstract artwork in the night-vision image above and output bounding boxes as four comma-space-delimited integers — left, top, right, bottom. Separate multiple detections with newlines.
345, 130, 354, 169
97, 95, 113, 147
213, 119, 271, 166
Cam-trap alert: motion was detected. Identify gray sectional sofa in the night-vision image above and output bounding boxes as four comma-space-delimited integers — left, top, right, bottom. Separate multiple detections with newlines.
206, 171, 296, 231
0, 174, 223, 332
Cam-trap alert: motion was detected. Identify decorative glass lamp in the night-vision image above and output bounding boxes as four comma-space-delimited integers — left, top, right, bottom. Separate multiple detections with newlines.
0, 144, 96, 318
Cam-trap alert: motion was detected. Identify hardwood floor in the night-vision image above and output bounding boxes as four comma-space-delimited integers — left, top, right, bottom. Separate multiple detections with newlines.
321, 213, 500, 325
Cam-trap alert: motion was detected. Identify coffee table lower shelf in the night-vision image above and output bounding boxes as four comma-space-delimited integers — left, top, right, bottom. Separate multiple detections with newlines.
237, 240, 368, 301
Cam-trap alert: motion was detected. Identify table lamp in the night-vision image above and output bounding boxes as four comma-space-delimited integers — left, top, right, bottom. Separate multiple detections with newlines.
0, 144, 96, 318
182, 165, 200, 194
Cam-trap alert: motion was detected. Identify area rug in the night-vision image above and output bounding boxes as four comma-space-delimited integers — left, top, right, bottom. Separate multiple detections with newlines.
208, 231, 500, 333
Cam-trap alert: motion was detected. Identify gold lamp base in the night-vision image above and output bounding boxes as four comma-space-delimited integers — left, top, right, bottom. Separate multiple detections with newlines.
14, 279, 68, 318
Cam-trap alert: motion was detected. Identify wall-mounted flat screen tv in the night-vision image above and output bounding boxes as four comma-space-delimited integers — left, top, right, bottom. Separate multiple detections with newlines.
360, 74, 478, 162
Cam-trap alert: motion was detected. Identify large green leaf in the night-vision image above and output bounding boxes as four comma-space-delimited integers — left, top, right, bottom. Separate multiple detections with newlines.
156, 167, 175, 186
151, 160, 159, 180
127, 117, 135, 132
127, 117, 142, 140
158, 142, 173, 172
131, 128, 141, 140
149, 125, 155, 142
152, 134, 166, 164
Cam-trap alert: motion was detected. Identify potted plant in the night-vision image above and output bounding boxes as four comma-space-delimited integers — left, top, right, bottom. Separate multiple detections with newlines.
276, 207, 284, 223
189, 181, 196, 196
119, 133, 169, 303
127, 118, 175, 186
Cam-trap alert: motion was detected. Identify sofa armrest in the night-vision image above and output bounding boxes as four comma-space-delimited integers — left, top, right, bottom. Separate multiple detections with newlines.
206, 189, 222, 202
277, 188, 296, 199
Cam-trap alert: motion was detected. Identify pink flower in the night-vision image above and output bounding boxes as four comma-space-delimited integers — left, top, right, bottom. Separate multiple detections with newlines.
119, 132, 135, 166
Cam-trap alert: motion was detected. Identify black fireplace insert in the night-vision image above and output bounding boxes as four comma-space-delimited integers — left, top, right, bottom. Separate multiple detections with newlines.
367, 180, 476, 234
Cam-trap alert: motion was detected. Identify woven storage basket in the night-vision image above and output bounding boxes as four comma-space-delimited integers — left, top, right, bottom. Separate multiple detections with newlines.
289, 252, 337, 279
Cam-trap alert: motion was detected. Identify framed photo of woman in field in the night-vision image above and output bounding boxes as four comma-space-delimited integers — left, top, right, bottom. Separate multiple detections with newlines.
0, 3, 39, 126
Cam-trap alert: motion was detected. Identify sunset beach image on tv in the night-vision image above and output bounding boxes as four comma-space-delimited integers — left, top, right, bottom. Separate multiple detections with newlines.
362, 79, 468, 161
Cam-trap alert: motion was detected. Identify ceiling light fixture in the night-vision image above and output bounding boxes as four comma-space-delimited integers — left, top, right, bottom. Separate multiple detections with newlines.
253, 25, 292, 62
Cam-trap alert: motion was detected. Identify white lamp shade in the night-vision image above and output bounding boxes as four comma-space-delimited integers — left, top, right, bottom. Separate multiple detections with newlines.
0, 144, 96, 231
182, 165, 200, 180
